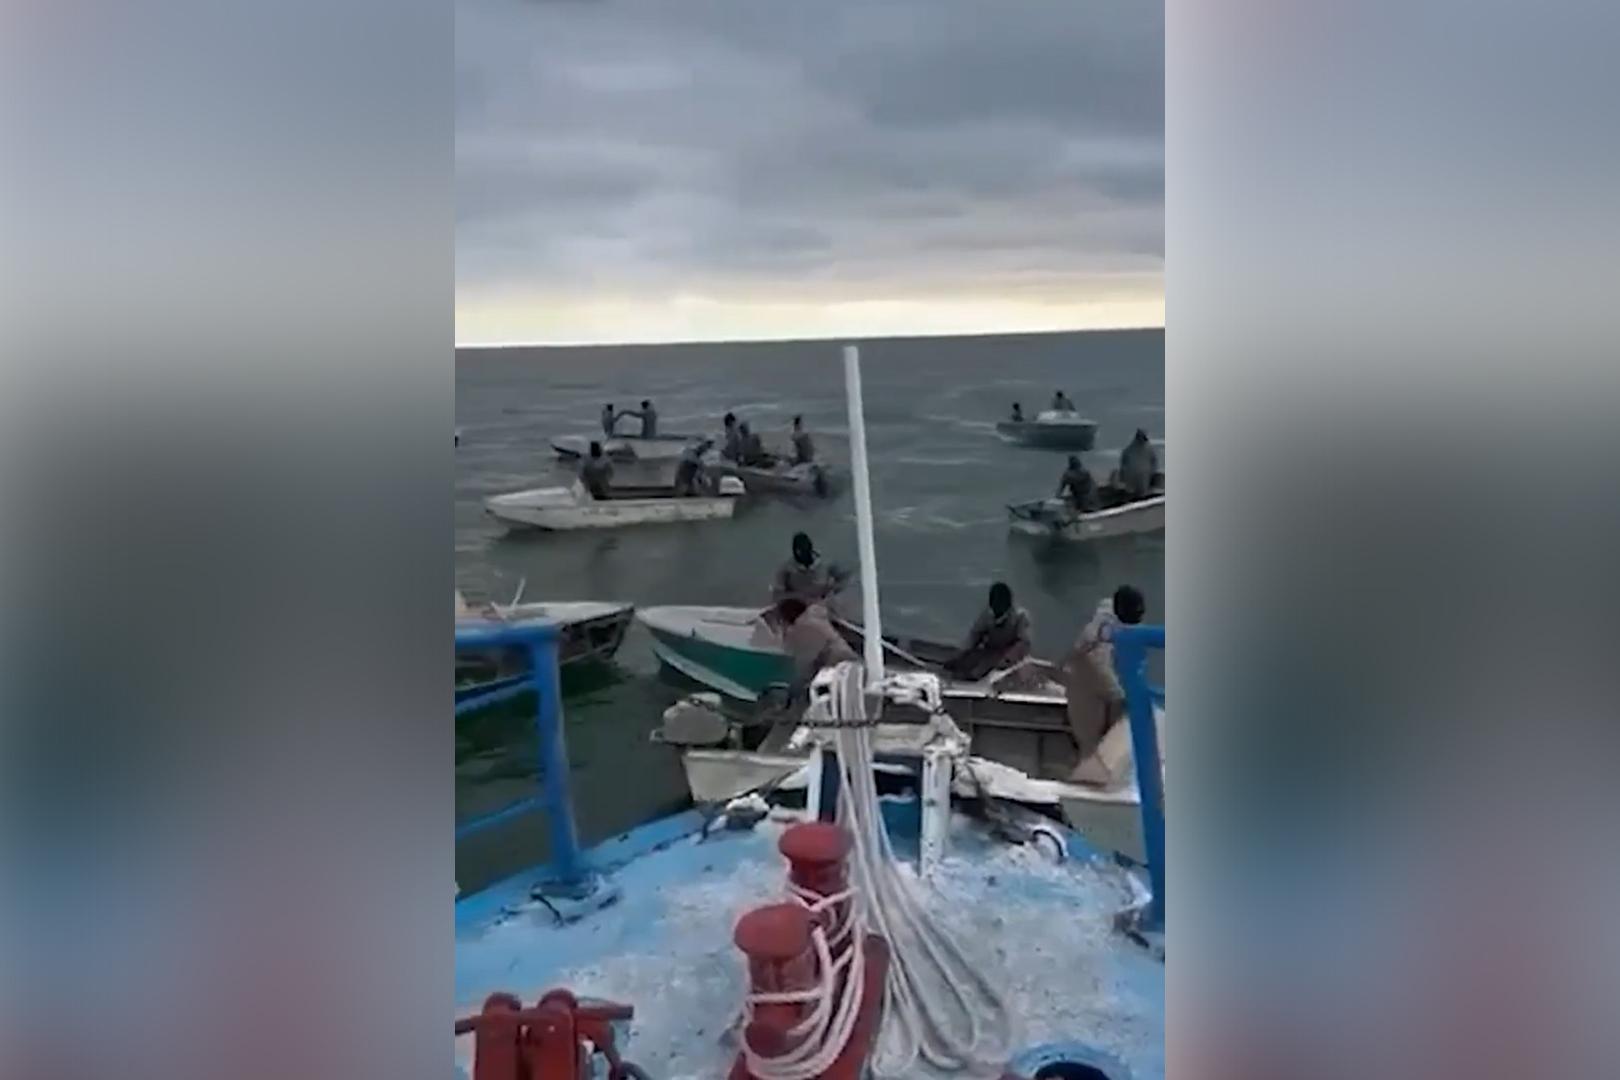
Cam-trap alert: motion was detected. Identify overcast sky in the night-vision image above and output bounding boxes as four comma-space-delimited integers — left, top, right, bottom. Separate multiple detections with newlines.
456, 0, 1163, 345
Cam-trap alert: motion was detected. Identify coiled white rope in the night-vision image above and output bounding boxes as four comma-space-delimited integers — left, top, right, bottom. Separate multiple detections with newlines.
825, 662, 1013, 1078
741, 884, 865, 1080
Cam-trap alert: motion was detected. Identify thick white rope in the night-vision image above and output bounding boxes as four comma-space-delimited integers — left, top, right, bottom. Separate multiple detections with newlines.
827, 663, 1013, 1078
741, 885, 866, 1080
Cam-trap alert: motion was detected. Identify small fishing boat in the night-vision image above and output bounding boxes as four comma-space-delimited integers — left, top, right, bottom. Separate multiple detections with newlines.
550, 433, 698, 462
707, 457, 841, 497
994, 409, 1099, 450
455, 596, 634, 701
1008, 485, 1166, 543
639, 603, 1162, 860
484, 477, 745, 531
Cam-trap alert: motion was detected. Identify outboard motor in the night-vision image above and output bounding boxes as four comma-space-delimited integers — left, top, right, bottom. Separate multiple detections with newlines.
659, 693, 732, 747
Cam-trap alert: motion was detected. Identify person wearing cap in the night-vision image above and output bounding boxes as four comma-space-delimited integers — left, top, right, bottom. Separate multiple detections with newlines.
946, 581, 1033, 681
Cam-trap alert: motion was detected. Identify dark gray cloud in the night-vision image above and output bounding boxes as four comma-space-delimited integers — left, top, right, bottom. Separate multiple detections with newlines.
456, 0, 1163, 300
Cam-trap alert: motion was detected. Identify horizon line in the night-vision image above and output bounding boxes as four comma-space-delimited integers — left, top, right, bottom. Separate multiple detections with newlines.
454, 321, 1165, 352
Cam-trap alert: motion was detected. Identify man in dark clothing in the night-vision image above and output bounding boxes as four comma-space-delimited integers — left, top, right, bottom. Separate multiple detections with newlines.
1057, 455, 1099, 512
946, 582, 1033, 681
619, 399, 658, 438
721, 413, 742, 462
1118, 429, 1159, 498
791, 416, 815, 465
1010, 402, 1024, 422
600, 404, 618, 437
579, 441, 614, 500
738, 422, 770, 466
771, 532, 848, 606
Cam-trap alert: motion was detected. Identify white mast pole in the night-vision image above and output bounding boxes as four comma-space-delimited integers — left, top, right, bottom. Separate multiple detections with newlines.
842, 344, 884, 684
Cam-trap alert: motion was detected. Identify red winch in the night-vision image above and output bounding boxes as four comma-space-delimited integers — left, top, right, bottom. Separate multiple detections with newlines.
455, 989, 649, 1080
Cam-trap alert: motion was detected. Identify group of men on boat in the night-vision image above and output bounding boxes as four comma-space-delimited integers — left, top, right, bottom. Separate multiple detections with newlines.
766, 529, 1149, 784
1053, 428, 1161, 511
577, 404, 819, 501
1008, 390, 1078, 422
721, 412, 816, 468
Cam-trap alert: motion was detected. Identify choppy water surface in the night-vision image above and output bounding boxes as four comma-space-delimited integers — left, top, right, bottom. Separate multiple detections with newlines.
455, 329, 1163, 890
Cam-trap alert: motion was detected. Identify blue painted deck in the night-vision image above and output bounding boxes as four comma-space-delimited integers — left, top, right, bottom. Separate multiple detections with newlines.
455, 808, 1164, 1079
454, 615, 1166, 1078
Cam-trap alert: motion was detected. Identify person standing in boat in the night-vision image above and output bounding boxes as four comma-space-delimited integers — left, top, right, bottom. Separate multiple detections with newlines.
1057, 455, 1100, 512
721, 412, 742, 461
600, 403, 619, 437
579, 440, 614, 500
1051, 390, 1076, 412
673, 438, 713, 496
946, 582, 1033, 681
775, 596, 858, 705
618, 399, 658, 438
1117, 429, 1159, 499
790, 415, 815, 465
1062, 584, 1147, 783
771, 532, 849, 607
738, 421, 771, 466
1010, 402, 1024, 422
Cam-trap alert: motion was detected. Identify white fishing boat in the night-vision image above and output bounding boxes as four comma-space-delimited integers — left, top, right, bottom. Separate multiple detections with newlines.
707, 456, 842, 497
1008, 489, 1166, 542
484, 478, 745, 531
550, 433, 697, 462
994, 409, 1100, 450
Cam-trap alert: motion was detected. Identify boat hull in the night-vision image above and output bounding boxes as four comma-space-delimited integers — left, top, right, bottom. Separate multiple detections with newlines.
995, 418, 1098, 450
1009, 494, 1165, 542
455, 601, 635, 698
639, 606, 792, 701
486, 489, 739, 531
708, 460, 840, 497
551, 434, 697, 462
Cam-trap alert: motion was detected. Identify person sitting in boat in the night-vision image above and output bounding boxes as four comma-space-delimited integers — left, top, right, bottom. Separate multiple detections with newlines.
721, 412, 742, 461
738, 422, 772, 467
790, 415, 815, 465
1061, 584, 1147, 783
945, 582, 1033, 681
579, 440, 614, 500
1009, 402, 1024, 422
1057, 455, 1100, 512
771, 532, 849, 607
673, 438, 714, 496
600, 403, 619, 437
618, 399, 658, 438
776, 597, 858, 705
1051, 390, 1076, 412
1117, 429, 1159, 499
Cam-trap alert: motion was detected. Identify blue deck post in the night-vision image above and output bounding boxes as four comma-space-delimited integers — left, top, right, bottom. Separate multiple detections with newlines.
455, 619, 601, 902
527, 632, 587, 889
1114, 624, 1165, 932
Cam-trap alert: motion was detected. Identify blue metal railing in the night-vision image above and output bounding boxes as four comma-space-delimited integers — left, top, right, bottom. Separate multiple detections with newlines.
1113, 623, 1166, 932
454, 620, 587, 888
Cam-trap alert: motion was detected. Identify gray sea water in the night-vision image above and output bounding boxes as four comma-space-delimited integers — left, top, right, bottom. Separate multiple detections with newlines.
454, 329, 1163, 891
